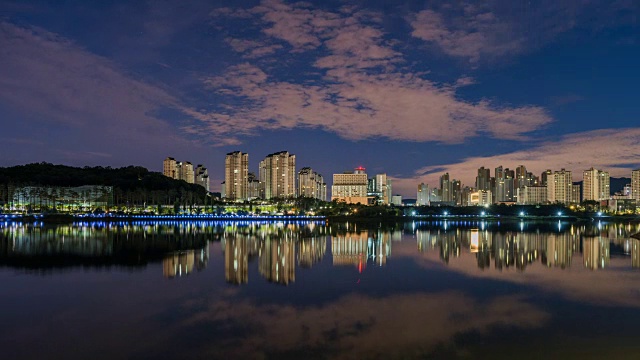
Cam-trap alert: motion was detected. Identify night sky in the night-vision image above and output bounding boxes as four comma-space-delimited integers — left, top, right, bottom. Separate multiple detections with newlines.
1, 0, 639, 196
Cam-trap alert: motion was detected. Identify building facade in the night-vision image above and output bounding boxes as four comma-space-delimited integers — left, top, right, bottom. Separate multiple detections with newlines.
163, 157, 178, 179
583, 167, 610, 202
331, 168, 369, 204
547, 169, 573, 204
194, 165, 210, 192
375, 173, 392, 205
225, 151, 249, 201
632, 169, 640, 201
259, 151, 296, 199
516, 186, 548, 205
298, 167, 326, 201
417, 183, 430, 206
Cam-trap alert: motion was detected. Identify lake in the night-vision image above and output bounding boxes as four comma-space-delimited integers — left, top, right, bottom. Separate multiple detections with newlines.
1, 220, 640, 359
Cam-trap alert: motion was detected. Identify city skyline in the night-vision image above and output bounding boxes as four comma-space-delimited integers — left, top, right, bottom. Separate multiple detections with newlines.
1, 1, 639, 197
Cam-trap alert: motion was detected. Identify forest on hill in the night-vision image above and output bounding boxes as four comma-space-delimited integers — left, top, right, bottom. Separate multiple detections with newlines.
0, 163, 212, 210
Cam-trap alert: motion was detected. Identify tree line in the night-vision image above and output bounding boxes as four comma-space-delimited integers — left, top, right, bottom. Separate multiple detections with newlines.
0, 163, 214, 212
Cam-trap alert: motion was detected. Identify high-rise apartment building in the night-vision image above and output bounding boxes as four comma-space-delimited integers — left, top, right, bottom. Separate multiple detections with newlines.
583, 167, 610, 202
494, 166, 505, 203
504, 168, 515, 202
440, 173, 453, 203
476, 167, 491, 192
515, 165, 528, 189
195, 165, 210, 192
179, 162, 194, 184
332, 168, 369, 204
469, 190, 492, 206
163, 157, 178, 179
417, 183, 430, 206
547, 169, 572, 204
298, 167, 326, 201
632, 169, 640, 201
247, 172, 260, 200
541, 169, 553, 186
259, 151, 296, 199
516, 186, 548, 205
571, 183, 581, 204
163, 157, 203, 187
225, 151, 249, 201
375, 173, 392, 205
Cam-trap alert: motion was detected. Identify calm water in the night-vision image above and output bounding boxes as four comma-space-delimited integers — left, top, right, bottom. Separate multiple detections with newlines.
2, 220, 640, 359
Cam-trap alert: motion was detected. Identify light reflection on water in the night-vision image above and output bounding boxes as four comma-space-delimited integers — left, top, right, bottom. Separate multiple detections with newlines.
1, 220, 640, 359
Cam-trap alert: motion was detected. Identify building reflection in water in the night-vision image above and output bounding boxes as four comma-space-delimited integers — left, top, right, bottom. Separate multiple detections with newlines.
298, 237, 326, 268
583, 237, 610, 270
163, 245, 209, 278
259, 236, 296, 285
413, 221, 638, 271
331, 229, 390, 272
0, 222, 211, 272
220, 222, 327, 285
633, 239, 640, 269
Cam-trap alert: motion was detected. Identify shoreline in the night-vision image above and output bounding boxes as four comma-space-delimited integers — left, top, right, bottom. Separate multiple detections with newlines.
2, 213, 639, 224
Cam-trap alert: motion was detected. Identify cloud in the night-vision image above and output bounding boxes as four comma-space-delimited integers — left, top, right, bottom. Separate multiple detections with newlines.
196, 1, 552, 145
179, 291, 548, 358
0, 22, 200, 166
224, 38, 283, 58
409, 7, 524, 63
391, 128, 640, 195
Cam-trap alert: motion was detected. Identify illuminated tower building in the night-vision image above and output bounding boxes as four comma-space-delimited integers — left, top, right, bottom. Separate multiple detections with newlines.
163, 157, 178, 179
298, 167, 326, 201
476, 167, 491, 192
515, 165, 528, 188
195, 165, 210, 191
547, 169, 572, 204
440, 173, 453, 203
259, 151, 296, 199
375, 173, 391, 205
541, 169, 553, 186
504, 168, 515, 202
417, 183, 430, 206
452, 179, 462, 205
332, 167, 369, 204
632, 169, 640, 201
494, 166, 505, 202
179, 161, 194, 184
247, 172, 260, 200
225, 151, 249, 201
583, 167, 610, 201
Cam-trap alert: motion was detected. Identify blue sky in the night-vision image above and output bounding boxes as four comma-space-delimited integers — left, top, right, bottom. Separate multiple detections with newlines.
0, 0, 639, 196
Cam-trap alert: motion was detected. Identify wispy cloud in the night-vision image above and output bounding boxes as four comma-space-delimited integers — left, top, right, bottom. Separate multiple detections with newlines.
409, 6, 524, 63
0, 22, 200, 166
179, 291, 548, 358
196, 1, 552, 145
391, 128, 640, 195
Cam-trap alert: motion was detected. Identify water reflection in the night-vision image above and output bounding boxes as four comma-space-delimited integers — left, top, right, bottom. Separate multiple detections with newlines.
412, 221, 640, 271
331, 230, 390, 271
1, 220, 639, 278
163, 247, 209, 278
